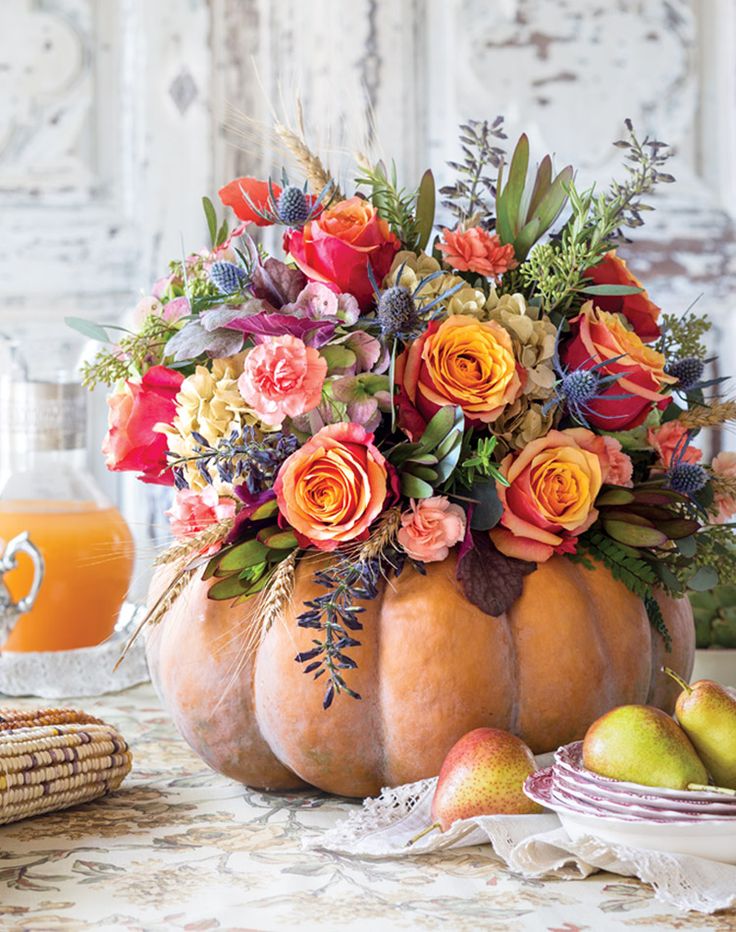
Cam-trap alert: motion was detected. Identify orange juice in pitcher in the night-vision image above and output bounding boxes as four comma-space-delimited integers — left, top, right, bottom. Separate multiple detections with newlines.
0, 378, 134, 652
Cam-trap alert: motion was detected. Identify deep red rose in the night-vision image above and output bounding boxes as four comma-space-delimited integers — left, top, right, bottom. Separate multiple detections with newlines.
102, 365, 183, 485
283, 197, 399, 308
584, 251, 661, 342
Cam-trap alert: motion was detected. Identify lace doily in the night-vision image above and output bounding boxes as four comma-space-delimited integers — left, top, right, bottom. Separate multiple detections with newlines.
0, 603, 150, 698
306, 756, 736, 915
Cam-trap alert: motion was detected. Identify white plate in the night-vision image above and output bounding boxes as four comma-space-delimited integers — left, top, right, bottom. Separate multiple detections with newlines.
525, 769, 736, 864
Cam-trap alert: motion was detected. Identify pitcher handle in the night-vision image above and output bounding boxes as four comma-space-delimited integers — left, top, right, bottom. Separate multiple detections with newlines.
0, 532, 45, 614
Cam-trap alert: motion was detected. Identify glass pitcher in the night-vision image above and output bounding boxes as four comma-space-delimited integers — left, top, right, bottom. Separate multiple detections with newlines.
0, 341, 135, 652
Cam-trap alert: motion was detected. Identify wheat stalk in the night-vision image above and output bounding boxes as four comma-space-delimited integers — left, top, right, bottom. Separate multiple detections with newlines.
274, 118, 342, 200
356, 508, 402, 561
155, 519, 234, 568
680, 400, 736, 429
258, 549, 298, 637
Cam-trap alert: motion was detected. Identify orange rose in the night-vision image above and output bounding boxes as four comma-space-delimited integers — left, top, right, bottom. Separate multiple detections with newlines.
274, 423, 390, 551
562, 302, 675, 431
395, 314, 523, 439
490, 428, 612, 562
284, 197, 399, 308
584, 251, 661, 342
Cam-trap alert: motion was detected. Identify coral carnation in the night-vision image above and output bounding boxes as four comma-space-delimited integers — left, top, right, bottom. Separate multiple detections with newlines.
647, 421, 702, 469
711, 451, 736, 523
439, 226, 518, 279
166, 487, 236, 540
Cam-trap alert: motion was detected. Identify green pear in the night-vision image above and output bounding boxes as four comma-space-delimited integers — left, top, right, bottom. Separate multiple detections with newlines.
583, 704, 708, 790
409, 728, 541, 844
665, 668, 736, 790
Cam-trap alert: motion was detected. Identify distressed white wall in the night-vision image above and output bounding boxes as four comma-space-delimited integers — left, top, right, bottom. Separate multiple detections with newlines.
1, 0, 734, 579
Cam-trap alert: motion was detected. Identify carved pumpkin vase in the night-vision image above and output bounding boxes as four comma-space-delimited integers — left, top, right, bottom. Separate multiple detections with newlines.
145, 554, 694, 798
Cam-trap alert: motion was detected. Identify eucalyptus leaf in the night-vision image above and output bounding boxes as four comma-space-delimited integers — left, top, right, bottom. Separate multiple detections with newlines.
469, 480, 503, 530
64, 317, 113, 344
689, 565, 720, 592
579, 284, 644, 296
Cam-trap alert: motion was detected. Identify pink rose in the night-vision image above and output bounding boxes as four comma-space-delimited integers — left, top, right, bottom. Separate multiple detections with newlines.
397, 496, 466, 563
711, 451, 736, 523
166, 486, 237, 540
238, 335, 327, 427
602, 437, 634, 488
647, 421, 702, 469
102, 366, 183, 484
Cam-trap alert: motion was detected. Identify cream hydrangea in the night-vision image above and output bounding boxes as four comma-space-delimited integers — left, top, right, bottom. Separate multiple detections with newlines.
384, 250, 463, 308
158, 354, 257, 491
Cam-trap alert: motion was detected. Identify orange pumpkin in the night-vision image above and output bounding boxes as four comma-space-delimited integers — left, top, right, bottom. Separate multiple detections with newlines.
146, 554, 694, 798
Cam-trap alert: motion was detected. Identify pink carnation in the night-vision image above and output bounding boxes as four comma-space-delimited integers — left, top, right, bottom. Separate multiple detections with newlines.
397, 496, 467, 563
238, 334, 327, 427
647, 421, 702, 469
602, 436, 634, 488
166, 487, 236, 540
711, 451, 736, 523
284, 282, 360, 325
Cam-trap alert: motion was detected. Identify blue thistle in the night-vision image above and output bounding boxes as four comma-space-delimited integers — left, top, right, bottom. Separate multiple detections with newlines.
276, 186, 311, 227
666, 462, 708, 494
560, 369, 600, 406
210, 261, 247, 295
377, 286, 420, 338
666, 356, 705, 391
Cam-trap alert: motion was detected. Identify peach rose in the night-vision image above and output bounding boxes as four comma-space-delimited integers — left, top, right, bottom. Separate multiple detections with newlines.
490, 428, 612, 562
711, 451, 736, 523
274, 423, 389, 551
563, 302, 676, 430
584, 251, 661, 342
395, 314, 523, 439
439, 226, 518, 279
166, 487, 236, 540
602, 436, 634, 488
647, 420, 702, 470
237, 334, 327, 427
284, 197, 399, 308
397, 496, 467, 562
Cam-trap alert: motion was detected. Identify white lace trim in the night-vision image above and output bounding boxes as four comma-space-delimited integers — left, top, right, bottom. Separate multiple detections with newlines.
306, 764, 736, 914
0, 603, 150, 698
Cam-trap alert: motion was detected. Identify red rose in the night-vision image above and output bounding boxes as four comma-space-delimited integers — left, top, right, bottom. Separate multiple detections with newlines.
283, 197, 400, 308
562, 303, 675, 431
584, 251, 661, 342
218, 177, 281, 227
102, 366, 183, 484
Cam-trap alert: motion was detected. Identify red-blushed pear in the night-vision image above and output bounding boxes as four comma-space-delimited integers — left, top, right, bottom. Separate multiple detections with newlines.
583, 704, 708, 790
408, 727, 541, 845
664, 667, 736, 790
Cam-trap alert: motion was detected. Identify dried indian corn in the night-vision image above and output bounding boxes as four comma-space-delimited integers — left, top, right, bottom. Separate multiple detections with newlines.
0, 707, 132, 825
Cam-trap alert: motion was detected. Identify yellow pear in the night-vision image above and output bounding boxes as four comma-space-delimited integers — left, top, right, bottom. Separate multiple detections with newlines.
665, 668, 736, 790
583, 704, 708, 790
409, 728, 541, 845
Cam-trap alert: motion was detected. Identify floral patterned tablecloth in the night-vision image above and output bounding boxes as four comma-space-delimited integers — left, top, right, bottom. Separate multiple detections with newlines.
1, 685, 734, 932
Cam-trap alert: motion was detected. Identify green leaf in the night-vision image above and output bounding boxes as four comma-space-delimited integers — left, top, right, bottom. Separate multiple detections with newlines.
532, 165, 573, 232
603, 519, 667, 548
64, 317, 113, 344
208, 575, 248, 600
469, 480, 503, 530
512, 216, 541, 262
217, 539, 269, 573
676, 536, 697, 558
407, 464, 439, 483
202, 196, 218, 247
250, 498, 279, 522
597, 488, 636, 506
689, 565, 719, 591
500, 133, 529, 240
578, 284, 645, 296
216, 216, 229, 247
527, 154, 552, 219
400, 473, 435, 499
415, 169, 436, 252
320, 345, 357, 371
263, 530, 299, 550
419, 405, 457, 449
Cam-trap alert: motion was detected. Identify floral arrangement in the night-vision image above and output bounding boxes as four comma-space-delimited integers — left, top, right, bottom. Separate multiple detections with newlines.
72, 116, 736, 708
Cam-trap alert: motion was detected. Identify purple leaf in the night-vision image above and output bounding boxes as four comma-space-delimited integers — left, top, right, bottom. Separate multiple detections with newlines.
456, 532, 536, 616
252, 257, 307, 307
223, 312, 336, 347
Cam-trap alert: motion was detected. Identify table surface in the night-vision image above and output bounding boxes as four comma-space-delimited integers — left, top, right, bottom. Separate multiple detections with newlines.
2, 684, 734, 932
